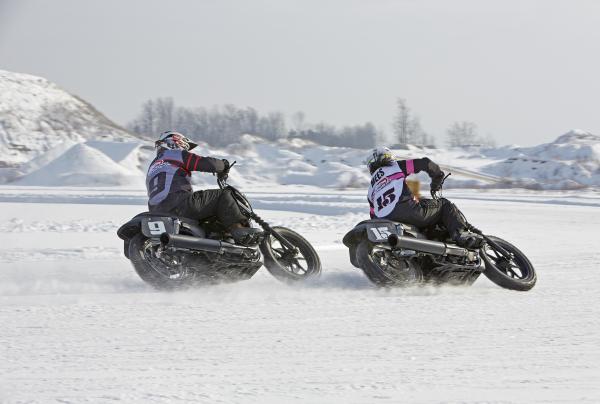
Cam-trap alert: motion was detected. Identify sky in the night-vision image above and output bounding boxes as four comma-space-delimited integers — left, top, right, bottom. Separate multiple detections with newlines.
1, 0, 599, 146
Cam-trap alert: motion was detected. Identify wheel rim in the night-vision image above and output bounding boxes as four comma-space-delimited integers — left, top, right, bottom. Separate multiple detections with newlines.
371, 246, 421, 284
141, 239, 190, 281
482, 241, 532, 280
268, 235, 310, 276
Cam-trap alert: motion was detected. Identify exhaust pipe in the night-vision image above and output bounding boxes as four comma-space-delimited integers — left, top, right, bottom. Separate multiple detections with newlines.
160, 233, 253, 254
387, 234, 470, 257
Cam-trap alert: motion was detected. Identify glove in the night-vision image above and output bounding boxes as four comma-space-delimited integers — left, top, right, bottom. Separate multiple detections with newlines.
430, 172, 445, 193
217, 159, 230, 182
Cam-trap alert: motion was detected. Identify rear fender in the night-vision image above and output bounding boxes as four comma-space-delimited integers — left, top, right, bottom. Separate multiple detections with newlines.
117, 213, 206, 259
342, 219, 403, 269
117, 217, 143, 241
118, 214, 205, 240
342, 219, 403, 247
140, 217, 176, 238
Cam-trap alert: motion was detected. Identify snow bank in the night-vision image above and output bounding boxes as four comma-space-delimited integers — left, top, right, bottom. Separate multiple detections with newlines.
14, 143, 143, 186
481, 130, 600, 189
9, 130, 600, 189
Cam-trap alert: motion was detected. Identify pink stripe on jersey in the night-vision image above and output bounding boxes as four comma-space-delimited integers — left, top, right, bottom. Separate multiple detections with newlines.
406, 159, 415, 174
387, 172, 405, 181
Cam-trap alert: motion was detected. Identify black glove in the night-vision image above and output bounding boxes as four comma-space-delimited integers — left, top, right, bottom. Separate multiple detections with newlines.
217, 159, 230, 182
430, 172, 445, 193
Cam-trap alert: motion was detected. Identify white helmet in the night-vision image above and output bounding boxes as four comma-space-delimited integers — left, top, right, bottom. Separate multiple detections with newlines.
155, 131, 198, 151
365, 147, 396, 174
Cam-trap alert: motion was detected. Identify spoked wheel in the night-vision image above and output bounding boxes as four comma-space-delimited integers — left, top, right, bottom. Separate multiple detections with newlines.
129, 233, 194, 290
260, 226, 321, 282
480, 236, 536, 291
356, 240, 422, 287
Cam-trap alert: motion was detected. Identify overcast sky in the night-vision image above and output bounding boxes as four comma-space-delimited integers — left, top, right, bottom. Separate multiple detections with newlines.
1, 0, 598, 146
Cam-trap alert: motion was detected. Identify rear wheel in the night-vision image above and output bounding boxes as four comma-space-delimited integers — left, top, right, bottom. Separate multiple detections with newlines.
480, 236, 536, 291
128, 233, 194, 290
260, 227, 321, 282
356, 240, 422, 287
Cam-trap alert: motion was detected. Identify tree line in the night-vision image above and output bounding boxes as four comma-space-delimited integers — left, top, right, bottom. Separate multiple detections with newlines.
392, 98, 495, 147
127, 97, 494, 149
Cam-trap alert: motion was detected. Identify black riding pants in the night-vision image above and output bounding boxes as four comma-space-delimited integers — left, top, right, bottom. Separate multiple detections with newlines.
173, 189, 247, 228
385, 197, 467, 237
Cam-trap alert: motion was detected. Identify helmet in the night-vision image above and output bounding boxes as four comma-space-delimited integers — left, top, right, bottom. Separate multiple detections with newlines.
155, 131, 198, 151
365, 147, 396, 174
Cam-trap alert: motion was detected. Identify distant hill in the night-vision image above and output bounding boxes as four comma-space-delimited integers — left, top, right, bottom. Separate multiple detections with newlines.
0, 69, 136, 168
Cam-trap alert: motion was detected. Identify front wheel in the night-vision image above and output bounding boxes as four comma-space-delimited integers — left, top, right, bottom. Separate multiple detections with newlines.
260, 227, 321, 282
480, 236, 537, 291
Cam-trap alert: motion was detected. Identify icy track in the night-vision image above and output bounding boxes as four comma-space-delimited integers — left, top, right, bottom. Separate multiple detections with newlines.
1, 188, 599, 403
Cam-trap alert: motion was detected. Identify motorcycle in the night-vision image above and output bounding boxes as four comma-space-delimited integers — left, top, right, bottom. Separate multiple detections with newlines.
117, 165, 321, 289
342, 174, 537, 291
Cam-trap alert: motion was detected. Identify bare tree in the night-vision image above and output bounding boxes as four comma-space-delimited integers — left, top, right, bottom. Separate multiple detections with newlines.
446, 121, 478, 146
482, 132, 496, 147
155, 97, 174, 132
291, 111, 306, 133
392, 98, 411, 145
409, 116, 428, 145
258, 112, 286, 141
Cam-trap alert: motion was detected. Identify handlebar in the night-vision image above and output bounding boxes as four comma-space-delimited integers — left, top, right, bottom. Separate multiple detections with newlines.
217, 160, 236, 189
430, 172, 452, 200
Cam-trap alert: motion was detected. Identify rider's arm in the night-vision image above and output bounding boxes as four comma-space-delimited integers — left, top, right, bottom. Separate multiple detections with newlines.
398, 157, 444, 179
368, 198, 375, 219
181, 151, 227, 173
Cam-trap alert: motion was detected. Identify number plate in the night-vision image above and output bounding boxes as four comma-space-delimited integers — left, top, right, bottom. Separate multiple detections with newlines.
141, 217, 175, 238
366, 223, 400, 242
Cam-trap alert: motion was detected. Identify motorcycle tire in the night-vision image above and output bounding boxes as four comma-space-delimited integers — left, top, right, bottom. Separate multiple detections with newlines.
480, 236, 537, 291
356, 239, 422, 287
128, 233, 194, 290
260, 226, 321, 282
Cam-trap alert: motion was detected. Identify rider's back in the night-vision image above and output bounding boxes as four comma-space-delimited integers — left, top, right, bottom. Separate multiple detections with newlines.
146, 149, 224, 213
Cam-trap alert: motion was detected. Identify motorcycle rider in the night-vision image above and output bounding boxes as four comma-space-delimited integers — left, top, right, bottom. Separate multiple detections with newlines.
365, 147, 483, 248
146, 131, 253, 241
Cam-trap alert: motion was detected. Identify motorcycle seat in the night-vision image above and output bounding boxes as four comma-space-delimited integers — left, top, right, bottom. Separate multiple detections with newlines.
135, 211, 201, 227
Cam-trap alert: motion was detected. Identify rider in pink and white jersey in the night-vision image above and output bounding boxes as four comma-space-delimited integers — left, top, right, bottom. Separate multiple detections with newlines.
365, 147, 482, 248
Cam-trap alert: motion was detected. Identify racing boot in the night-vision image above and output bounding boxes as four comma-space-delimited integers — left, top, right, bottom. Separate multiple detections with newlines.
231, 227, 263, 246
453, 231, 484, 249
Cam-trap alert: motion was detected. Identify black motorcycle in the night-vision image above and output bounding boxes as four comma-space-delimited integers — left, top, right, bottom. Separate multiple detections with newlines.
343, 175, 537, 291
117, 167, 321, 289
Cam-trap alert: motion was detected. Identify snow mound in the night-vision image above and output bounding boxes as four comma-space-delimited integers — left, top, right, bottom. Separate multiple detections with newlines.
481, 130, 600, 189
5, 130, 600, 190
0, 69, 135, 167
15, 143, 143, 186
187, 134, 371, 189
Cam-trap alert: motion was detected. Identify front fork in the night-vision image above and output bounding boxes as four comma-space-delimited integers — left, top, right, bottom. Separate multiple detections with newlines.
249, 211, 299, 254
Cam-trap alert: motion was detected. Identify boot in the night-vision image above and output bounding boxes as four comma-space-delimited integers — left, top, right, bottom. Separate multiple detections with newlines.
231, 227, 263, 246
453, 231, 484, 249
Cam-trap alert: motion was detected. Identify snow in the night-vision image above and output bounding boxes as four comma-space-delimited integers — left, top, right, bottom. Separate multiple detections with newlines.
3, 69, 600, 190
0, 69, 134, 167
481, 130, 600, 189
13, 143, 143, 186
5, 130, 600, 190
2, 65, 600, 402
1, 187, 599, 403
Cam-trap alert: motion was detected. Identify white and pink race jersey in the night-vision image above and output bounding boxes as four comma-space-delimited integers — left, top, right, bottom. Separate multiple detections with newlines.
367, 162, 406, 217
